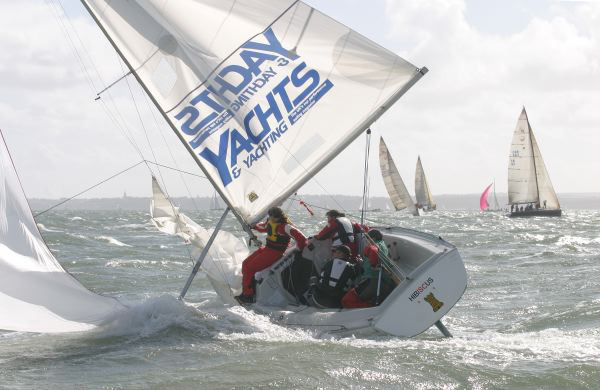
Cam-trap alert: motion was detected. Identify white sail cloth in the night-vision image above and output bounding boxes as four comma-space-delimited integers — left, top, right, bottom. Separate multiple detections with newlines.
83, 0, 422, 225
507, 108, 559, 209
150, 178, 246, 303
378, 138, 418, 216
415, 156, 435, 209
0, 137, 124, 333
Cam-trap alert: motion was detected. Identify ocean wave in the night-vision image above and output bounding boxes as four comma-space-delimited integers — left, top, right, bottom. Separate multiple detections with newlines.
93, 295, 201, 338
36, 223, 61, 233
95, 236, 131, 247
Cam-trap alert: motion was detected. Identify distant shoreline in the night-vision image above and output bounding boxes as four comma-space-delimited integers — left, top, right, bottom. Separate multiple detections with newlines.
29, 193, 600, 212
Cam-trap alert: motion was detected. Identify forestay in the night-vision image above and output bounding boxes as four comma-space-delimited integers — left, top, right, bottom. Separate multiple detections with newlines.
82, 0, 424, 226
415, 156, 435, 208
508, 108, 538, 204
379, 137, 418, 215
0, 135, 124, 333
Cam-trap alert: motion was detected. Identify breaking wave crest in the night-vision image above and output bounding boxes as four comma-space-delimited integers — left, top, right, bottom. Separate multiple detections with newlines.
95, 236, 131, 247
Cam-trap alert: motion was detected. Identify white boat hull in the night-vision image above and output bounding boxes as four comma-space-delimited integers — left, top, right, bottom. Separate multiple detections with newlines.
252, 227, 467, 337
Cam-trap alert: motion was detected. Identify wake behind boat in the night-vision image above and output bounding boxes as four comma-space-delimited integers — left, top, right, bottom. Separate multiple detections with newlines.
507, 108, 561, 218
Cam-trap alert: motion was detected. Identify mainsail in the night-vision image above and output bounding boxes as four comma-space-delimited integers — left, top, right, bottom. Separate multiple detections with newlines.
507, 107, 559, 209
0, 133, 124, 333
81, 0, 425, 227
379, 138, 418, 216
415, 156, 435, 209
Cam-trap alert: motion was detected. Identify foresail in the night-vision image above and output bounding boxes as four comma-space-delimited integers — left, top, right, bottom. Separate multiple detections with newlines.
530, 131, 560, 209
0, 134, 123, 333
150, 177, 247, 303
480, 183, 493, 211
379, 138, 418, 216
415, 157, 435, 208
508, 108, 538, 204
82, 0, 423, 225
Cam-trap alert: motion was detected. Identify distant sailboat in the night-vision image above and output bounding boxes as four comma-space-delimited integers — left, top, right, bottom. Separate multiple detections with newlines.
415, 156, 436, 212
508, 107, 561, 217
480, 181, 502, 212
210, 190, 224, 211
379, 138, 419, 216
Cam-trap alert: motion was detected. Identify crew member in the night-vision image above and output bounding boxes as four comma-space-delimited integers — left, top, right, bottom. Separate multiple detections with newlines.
341, 229, 393, 308
235, 207, 306, 304
309, 245, 361, 308
312, 210, 367, 259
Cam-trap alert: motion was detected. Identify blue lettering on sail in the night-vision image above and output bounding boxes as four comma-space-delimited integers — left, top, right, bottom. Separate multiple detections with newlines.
173, 28, 333, 187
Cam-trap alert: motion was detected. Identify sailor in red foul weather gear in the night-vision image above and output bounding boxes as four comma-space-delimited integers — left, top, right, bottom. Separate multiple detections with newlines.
312, 210, 367, 259
236, 207, 306, 304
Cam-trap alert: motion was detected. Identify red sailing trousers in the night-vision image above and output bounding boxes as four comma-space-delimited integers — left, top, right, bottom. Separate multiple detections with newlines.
241, 246, 285, 296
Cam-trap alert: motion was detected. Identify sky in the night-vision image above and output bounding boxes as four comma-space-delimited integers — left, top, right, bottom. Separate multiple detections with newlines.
0, 0, 598, 201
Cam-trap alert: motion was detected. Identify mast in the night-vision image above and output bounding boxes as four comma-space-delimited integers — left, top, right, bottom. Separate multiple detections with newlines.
524, 108, 541, 204
79, 0, 254, 237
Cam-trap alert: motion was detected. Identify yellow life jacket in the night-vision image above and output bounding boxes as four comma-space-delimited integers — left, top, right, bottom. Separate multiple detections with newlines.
265, 220, 290, 251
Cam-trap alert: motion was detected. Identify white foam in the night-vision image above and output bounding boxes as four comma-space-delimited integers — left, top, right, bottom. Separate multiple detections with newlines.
95, 236, 131, 247
93, 295, 200, 338
70, 216, 85, 221
36, 223, 61, 233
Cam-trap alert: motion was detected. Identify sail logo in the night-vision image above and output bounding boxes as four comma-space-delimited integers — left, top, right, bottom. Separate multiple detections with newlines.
408, 277, 434, 302
173, 28, 334, 186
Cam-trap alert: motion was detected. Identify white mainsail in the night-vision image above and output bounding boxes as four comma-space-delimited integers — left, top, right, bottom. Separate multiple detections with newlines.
82, 0, 425, 226
508, 108, 538, 204
415, 156, 435, 209
379, 138, 418, 216
0, 134, 124, 333
507, 107, 559, 209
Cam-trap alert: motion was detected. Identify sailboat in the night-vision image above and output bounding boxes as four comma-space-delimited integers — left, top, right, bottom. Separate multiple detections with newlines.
415, 156, 436, 211
508, 107, 561, 217
480, 181, 502, 212
210, 190, 225, 211
379, 137, 419, 216
75, 0, 467, 338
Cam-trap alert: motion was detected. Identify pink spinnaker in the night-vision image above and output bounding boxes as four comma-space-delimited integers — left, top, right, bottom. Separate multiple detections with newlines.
480, 183, 493, 211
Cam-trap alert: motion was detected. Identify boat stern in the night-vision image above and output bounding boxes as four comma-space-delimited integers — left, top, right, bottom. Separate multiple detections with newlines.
373, 247, 467, 337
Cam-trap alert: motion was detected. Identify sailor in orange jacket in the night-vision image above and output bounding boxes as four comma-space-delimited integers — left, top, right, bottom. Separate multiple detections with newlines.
236, 206, 307, 304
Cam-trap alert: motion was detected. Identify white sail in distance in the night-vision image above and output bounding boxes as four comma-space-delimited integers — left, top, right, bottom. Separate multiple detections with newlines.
0, 134, 124, 333
415, 156, 435, 209
508, 108, 538, 204
507, 107, 559, 209
379, 138, 418, 216
530, 128, 560, 209
82, 0, 426, 226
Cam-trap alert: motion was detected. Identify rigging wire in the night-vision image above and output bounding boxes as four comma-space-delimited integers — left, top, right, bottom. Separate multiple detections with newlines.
33, 160, 146, 218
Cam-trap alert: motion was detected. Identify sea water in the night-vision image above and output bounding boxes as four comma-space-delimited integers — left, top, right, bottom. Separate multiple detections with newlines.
1, 209, 599, 389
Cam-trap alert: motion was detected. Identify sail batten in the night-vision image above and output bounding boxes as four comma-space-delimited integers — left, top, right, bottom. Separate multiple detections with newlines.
81, 0, 424, 227
379, 138, 419, 216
